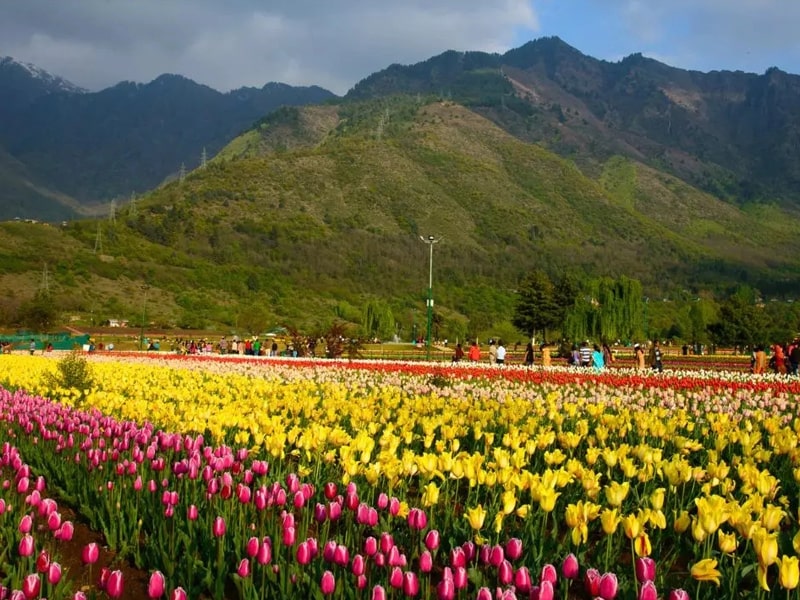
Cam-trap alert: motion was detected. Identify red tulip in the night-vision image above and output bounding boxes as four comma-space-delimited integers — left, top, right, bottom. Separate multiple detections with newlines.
148, 570, 165, 598
21, 573, 40, 600
599, 572, 618, 599
639, 580, 658, 600
403, 571, 420, 596
584, 568, 601, 596
324, 482, 337, 499
19, 534, 34, 557
46, 561, 63, 585
212, 516, 226, 537
35, 550, 50, 572
505, 537, 523, 560
635, 557, 656, 583
107, 569, 124, 598
98, 567, 111, 590
237, 558, 251, 578
424, 529, 440, 551
320, 570, 335, 595
668, 590, 690, 600
562, 553, 579, 579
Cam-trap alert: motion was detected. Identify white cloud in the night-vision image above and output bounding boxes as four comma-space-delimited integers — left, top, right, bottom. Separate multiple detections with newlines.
0, 0, 539, 94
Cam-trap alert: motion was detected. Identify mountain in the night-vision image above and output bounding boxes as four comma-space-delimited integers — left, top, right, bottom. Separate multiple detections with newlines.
0, 60, 336, 220
2, 97, 800, 337
347, 37, 800, 206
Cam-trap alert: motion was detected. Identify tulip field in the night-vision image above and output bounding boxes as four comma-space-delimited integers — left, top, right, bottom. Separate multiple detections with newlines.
2, 354, 800, 599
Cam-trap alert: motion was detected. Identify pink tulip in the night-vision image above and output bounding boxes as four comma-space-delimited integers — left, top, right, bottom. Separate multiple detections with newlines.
584, 568, 601, 596
403, 571, 420, 596
390, 566, 404, 588
314, 503, 328, 523
257, 538, 272, 565
377, 493, 389, 509
424, 529, 440, 551
639, 580, 658, 600
562, 553, 579, 579
380, 533, 394, 554
505, 537, 523, 560
47, 511, 61, 531
475, 587, 492, 600
498, 559, 513, 585
407, 508, 428, 530
18, 514, 32, 533
635, 557, 656, 583
371, 585, 387, 600
47, 561, 62, 585
453, 566, 468, 589
73, 592, 87, 600
352, 554, 366, 576
539, 579, 554, 600
599, 572, 618, 599
293, 491, 305, 508
187, 505, 198, 520
541, 563, 557, 585
282, 526, 296, 546
327, 501, 342, 521
389, 496, 401, 515
148, 571, 166, 598
364, 536, 378, 556
450, 546, 466, 568
19, 534, 34, 557
56, 520, 75, 541
237, 558, 251, 578
462, 541, 476, 562
479, 544, 490, 565
668, 590, 690, 600
297, 541, 312, 565
170, 587, 187, 600
21, 574, 40, 600
334, 544, 349, 566
98, 567, 111, 590
212, 516, 226, 537
436, 577, 455, 600
514, 566, 532, 593
420, 550, 433, 573
246, 536, 259, 558
323, 540, 337, 562
320, 570, 336, 595
489, 544, 504, 567
107, 569, 124, 598
17, 476, 29, 493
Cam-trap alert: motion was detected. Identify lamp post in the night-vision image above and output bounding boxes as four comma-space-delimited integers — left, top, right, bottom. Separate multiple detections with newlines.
419, 235, 441, 360
139, 285, 150, 351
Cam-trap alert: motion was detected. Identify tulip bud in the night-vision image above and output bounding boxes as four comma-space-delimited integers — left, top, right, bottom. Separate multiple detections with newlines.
541, 563, 557, 584
514, 566, 532, 593
389, 566, 403, 589
170, 587, 188, 600
420, 550, 433, 573
489, 544, 504, 567
377, 493, 389, 509
283, 526, 296, 546
453, 566, 468, 589
475, 588, 492, 600
352, 554, 366, 576
56, 520, 75, 541
297, 541, 312, 565
380, 533, 394, 555
36, 550, 50, 573
148, 570, 166, 598
450, 546, 467, 568
187, 505, 198, 521
437, 578, 456, 600
403, 571, 420, 596
668, 589, 690, 600
498, 559, 513, 585
539, 580, 555, 600
334, 544, 349, 567
324, 482, 337, 499
246, 536, 259, 558
584, 568, 601, 596
19, 514, 32, 533
257, 538, 272, 565
364, 536, 378, 556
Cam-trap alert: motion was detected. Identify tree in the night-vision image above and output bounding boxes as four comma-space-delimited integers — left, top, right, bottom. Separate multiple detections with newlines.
18, 292, 60, 331
708, 295, 768, 348
563, 276, 644, 343
512, 270, 561, 341
361, 299, 395, 341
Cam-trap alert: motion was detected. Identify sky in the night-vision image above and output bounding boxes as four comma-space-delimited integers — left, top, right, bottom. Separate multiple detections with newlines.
1, 0, 798, 96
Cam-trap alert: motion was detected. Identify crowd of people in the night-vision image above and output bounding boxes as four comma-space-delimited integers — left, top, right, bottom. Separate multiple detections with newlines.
751, 341, 800, 375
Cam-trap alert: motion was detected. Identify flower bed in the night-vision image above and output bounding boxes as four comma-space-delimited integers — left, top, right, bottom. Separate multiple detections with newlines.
0, 355, 799, 599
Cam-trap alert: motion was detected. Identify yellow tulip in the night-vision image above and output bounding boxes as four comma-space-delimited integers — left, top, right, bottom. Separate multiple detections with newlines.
515, 504, 530, 519
757, 563, 770, 592
600, 508, 620, 535
649, 487, 666, 511
793, 530, 800, 555
538, 488, 560, 513
421, 482, 439, 507
779, 556, 800, 590
673, 510, 691, 534
634, 533, 651, 557
501, 489, 517, 515
465, 504, 487, 530
604, 481, 630, 508
690, 558, 721, 586
622, 513, 641, 540
717, 530, 738, 554
753, 527, 779, 566
761, 504, 785, 531
493, 511, 505, 534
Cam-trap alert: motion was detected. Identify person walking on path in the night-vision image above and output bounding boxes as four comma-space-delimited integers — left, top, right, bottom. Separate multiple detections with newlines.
634, 344, 646, 370
523, 342, 534, 367
495, 340, 506, 365
468, 341, 481, 362
648, 340, 663, 372
488, 340, 498, 364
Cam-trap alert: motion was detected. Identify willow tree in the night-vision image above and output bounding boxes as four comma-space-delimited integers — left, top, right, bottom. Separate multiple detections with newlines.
563, 276, 644, 343
361, 299, 396, 341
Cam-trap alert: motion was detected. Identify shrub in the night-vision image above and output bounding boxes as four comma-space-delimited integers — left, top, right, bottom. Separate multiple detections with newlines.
44, 350, 94, 398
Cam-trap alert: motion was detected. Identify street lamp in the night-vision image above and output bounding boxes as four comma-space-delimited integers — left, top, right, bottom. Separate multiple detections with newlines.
139, 285, 150, 351
419, 235, 441, 360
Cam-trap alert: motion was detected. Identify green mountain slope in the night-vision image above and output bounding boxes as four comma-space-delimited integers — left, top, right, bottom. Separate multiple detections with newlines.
3, 98, 800, 335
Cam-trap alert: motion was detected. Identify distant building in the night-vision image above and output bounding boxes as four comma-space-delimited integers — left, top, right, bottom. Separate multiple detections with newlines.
106, 319, 129, 328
